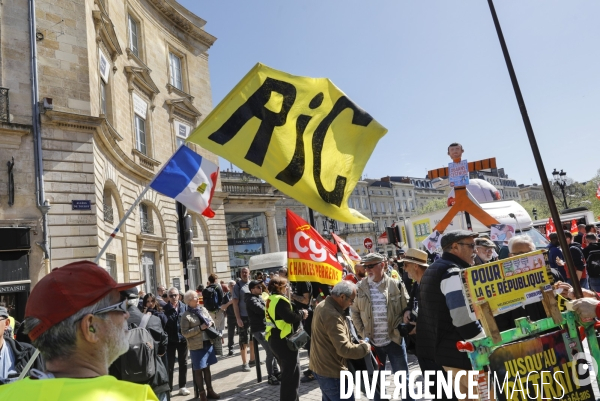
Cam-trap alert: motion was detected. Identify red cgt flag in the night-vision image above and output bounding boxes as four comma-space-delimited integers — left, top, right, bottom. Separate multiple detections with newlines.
546, 218, 556, 239
596, 182, 600, 200
570, 219, 578, 235
286, 209, 343, 286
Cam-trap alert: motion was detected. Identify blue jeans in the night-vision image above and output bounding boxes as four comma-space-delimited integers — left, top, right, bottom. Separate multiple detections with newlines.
314, 372, 354, 401
373, 340, 412, 401
567, 277, 589, 290
589, 277, 600, 292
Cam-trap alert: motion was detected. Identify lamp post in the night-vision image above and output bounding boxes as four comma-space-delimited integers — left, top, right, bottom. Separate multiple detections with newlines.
532, 207, 538, 220
551, 168, 568, 210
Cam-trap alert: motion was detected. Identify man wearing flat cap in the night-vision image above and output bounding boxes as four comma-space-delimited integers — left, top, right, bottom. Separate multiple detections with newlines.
418, 231, 484, 401
350, 253, 411, 401
474, 237, 497, 266
0, 260, 158, 400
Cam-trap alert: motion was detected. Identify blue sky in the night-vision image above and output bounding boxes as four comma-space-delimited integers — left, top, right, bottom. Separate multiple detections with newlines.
179, 1, 600, 185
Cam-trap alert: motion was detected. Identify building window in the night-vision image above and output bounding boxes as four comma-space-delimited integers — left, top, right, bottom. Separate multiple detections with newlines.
362, 188, 366, 195
410, 201, 414, 210
409, 190, 412, 196
363, 198, 367, 209
372, 202, 377, 213
140, 203, 153, 234
404, 200, 408, 211
348, 198, 354, 209
128, 15, 139, 57
169, 52, 183, 90
103, 190, 113, 224
397, 201, 401, 211
380, 202, 385, 213
402, 190, 406, 197
100, 81, 107, 115
388, 202, 393, 213
134, 115, 147, 155
106, 253, 117, 280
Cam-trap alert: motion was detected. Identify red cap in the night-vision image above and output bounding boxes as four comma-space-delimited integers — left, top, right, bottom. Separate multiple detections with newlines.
26, 260, 144, 341
343, 274, 358, 284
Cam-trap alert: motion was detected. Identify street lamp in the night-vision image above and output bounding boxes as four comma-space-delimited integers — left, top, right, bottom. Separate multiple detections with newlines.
322, 216, 336, 240
551, 168, 568, 210
532, 207, 538, 220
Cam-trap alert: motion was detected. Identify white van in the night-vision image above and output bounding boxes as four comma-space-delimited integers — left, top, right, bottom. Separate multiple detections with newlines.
248, 252, 287, 276
404, 200, 549, 250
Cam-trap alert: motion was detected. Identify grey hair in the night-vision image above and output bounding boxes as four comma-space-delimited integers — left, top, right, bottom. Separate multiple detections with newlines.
24, 292, 114, 362
228, 280, 236, 286
168, 287, 179, 294
331, 281, 355, 298
508, 235, 535, 253
183, 289, 198, 305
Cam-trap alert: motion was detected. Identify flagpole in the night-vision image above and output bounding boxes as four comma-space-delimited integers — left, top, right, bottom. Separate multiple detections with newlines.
487, 0, 582, 298
94, 186, 151, 264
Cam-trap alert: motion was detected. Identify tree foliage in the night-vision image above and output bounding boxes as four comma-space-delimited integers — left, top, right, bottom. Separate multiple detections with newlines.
413, 198, 448, 215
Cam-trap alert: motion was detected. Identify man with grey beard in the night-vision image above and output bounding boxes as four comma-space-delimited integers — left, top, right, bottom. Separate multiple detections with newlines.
0, 261, 159, 401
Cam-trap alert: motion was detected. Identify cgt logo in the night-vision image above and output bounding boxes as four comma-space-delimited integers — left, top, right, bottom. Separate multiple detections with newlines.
571, 352, 598, 387
293, 231, 337, 264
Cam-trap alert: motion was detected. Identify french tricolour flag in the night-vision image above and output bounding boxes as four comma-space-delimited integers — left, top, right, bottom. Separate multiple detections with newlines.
150, 146, 218, 218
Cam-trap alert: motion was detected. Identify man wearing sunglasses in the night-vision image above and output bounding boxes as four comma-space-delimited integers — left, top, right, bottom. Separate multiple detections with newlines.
163, 287, 189, 396
418, 230, 484, 401
0, 260, 158, 400
350, 253, 411, 401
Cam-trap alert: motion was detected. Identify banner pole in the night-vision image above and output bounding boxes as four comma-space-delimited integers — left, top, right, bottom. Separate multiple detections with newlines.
94, 186, 151, 264
486, 0, 582, 298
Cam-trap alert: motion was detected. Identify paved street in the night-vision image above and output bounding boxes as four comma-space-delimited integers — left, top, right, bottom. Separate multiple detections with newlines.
171, 327, 424, 401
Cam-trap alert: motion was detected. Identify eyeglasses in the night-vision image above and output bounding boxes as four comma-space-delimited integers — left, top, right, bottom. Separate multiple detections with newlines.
363, 262, 380, 269
92, 299, 128, 316
457, 242, 476, 249
169, 294, 179, 298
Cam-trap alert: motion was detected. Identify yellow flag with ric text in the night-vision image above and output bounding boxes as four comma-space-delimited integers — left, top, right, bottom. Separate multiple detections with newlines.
186, 63, 387, 224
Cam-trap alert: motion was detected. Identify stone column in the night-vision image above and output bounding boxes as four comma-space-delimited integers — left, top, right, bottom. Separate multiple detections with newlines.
265, 210, 280, 253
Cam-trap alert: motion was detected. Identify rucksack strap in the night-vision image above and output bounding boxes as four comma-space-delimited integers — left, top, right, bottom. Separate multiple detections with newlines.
139, 313, 151, 329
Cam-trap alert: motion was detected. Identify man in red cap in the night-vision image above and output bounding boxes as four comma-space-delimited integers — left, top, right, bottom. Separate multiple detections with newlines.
0, 260, 158, 401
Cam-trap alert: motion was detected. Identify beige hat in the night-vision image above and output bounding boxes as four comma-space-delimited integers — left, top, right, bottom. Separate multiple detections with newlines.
398, 248, 429, 267
475, 237, 495, 248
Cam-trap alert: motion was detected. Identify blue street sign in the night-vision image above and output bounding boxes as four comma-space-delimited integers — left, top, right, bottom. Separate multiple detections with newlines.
72, 200, 91, 210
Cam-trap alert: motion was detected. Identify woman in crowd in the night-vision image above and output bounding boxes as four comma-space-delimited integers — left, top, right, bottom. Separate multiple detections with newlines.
142, 293, 167, 329
266, 277, 308, 401
181, 290, 220, 401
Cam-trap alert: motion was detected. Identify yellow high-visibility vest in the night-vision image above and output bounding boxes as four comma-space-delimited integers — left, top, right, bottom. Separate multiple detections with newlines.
265, 294, 293, 341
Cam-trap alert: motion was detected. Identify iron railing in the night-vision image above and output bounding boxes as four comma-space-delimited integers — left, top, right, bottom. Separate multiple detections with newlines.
0, 88, 9, 122
141, 219, 154, 234
103, 205, 114, 224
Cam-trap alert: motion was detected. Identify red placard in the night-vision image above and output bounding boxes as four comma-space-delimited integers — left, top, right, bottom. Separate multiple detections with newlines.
364, 238, 373, 250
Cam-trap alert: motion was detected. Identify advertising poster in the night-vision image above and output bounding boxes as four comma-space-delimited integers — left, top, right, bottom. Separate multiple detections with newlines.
448, 159, 470, 187
461, 250, 553, 319
488, 329, 594, 401
227, 237, 264, 267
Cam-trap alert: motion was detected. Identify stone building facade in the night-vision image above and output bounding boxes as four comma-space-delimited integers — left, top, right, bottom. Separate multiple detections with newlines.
0, 0, 229, 313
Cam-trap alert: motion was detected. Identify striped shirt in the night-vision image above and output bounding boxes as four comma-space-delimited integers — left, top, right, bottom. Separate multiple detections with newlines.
440, 267, 484, 341
369, 279, 391, 347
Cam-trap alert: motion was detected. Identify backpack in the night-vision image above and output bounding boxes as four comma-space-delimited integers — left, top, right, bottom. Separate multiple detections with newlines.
586, 250, 600, 278
120, 313, 156, 383
202, 285, 220, 312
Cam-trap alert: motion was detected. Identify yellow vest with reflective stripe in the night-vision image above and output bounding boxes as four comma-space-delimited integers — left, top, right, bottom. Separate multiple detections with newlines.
265, 294, 293, 340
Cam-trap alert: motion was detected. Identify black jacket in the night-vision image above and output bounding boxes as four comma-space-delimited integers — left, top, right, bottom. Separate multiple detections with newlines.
109, 306, 169, 394
418, 252, 482, 370
245, 293, 266, 333
164, 300, 187, 343
0, 337, 44, 383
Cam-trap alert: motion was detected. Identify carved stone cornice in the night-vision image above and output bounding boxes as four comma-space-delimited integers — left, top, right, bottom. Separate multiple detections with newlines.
124, 66, 159, 108
166, 83, 193, 101
165, 98, 201, 124
92, 10, 122, 62
43, 110, 156, 181
147, 0, 216, 49
0, 123, 31, 149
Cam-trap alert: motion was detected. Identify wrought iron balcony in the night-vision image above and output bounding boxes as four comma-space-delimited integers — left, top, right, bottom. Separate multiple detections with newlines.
141, 219, 154, 234
0, 87, 9, 122
103, 204, 114, 224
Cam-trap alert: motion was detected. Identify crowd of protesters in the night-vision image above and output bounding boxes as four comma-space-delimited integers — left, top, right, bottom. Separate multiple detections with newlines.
0, 224, 599, 401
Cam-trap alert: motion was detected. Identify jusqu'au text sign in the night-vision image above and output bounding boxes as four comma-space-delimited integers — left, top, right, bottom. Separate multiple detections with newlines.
461, 250, 554, 320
